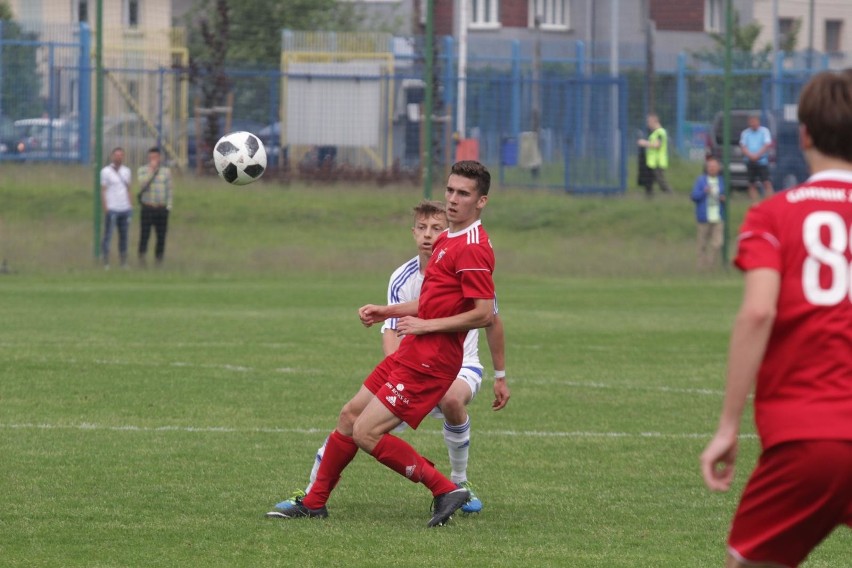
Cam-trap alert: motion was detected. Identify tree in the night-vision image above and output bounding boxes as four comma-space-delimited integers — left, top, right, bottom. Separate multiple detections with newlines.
0, 1, 42, 119
692, 11, 772, 70
184, 0, 362, 172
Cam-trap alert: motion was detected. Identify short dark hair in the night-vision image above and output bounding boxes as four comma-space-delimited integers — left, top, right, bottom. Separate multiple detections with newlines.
148, 147, 161, 154
450, 160, 491, 196
798, 70, 852, 162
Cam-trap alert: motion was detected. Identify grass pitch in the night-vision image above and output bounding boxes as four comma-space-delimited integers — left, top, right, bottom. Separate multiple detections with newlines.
0, 165, 849, 567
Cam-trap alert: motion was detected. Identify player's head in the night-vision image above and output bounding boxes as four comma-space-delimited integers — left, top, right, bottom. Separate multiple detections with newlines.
450, 160, 491, 196
446, 161, 490, 228
798, 70, 852, 163
412, 200, 447, 258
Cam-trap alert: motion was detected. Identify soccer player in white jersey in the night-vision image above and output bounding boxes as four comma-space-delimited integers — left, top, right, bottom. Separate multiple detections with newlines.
269, 199, 509, 516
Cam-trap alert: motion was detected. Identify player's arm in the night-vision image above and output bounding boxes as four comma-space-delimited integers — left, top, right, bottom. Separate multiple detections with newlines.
485, 313, 510, 410
381, 329, 402, 356
395, 297, 494, 336
359, 300, 418, 328
700, 268, 779, 492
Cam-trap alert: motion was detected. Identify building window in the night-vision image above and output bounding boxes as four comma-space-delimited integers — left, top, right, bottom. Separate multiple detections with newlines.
124, 0, 140, 28
75, 0, 88, 23
704, 0, 723, 33
778, 17, 799, 51
825, 19, 842, 53
471, 0, 499, 28
530, 0, 570, 30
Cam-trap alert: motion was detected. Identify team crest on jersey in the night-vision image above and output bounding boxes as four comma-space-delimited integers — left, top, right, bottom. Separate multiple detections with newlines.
435, 249, 446, 263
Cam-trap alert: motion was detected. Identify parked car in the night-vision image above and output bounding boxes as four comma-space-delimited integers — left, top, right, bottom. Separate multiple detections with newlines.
14, 117, 79, 159
771, 109, 809, 190
706, 110, 777, 191
0, 115, 17, 156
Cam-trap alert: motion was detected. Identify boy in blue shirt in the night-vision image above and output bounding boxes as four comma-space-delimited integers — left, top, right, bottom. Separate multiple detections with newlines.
690, 157, 726, 269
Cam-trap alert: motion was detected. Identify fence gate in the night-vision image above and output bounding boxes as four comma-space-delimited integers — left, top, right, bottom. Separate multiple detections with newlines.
496, 75, 627, 194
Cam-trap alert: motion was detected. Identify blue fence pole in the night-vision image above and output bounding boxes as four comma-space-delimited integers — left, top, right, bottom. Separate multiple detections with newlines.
78, 23, 91, 164
773, 50, 784, 110
574, 40, 585, 155
675, 52, 687, 157
510, 40, 521, 140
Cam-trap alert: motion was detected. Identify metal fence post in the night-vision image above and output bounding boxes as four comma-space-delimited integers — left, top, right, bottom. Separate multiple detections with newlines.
443, 35, 455, 133
510, 40, 520, 140
78, 23, 91, 164
675, 52, 686, 157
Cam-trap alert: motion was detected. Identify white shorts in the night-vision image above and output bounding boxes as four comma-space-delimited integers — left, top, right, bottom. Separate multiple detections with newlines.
394, 366, 483, 430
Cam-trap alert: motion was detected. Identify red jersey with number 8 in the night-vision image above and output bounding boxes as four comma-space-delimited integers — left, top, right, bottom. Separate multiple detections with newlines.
393, 220, 495, 381
735, 170, 852, 449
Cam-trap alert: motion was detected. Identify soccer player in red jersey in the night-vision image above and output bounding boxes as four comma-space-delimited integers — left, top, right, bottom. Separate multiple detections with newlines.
701, 70, 852, 567
268, 161, 496, 527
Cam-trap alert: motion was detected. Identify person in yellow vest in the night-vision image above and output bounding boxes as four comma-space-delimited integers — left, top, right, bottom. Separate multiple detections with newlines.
637, 113, 673, 196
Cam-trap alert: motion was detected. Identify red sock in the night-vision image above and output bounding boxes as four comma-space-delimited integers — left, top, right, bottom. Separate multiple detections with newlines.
371, 434, 457, 496
302, 430, 358, 509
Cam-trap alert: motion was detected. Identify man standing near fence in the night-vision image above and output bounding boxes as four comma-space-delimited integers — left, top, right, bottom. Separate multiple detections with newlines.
100, 147, 133, 269
637, 113, 673, 197
739, 114, 774, 204
137, 147, 173, 267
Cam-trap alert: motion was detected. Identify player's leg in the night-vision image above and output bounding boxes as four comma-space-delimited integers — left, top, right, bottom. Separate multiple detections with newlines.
438, 379, 473, 483
438, 369, 482, 512
355, 396, 467, 527
266, 385, 376, 518
269, 435, 327, 513
726, 441, 852, 567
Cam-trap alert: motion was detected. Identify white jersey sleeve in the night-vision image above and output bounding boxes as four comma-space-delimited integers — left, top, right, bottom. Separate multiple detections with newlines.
380, 256, 423, 334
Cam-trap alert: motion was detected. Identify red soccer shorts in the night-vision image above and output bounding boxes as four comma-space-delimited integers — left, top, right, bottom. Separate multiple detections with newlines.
728, 440, 852, 567
363, 356, 454, 429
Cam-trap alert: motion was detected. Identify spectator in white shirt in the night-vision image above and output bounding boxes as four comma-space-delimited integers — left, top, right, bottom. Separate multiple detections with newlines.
100, 147, 133, 268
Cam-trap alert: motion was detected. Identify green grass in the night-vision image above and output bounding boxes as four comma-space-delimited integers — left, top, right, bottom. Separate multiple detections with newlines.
0, 166, 848, 567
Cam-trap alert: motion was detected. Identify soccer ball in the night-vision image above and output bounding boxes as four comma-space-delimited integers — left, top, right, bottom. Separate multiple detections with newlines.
213, 131, 267, 185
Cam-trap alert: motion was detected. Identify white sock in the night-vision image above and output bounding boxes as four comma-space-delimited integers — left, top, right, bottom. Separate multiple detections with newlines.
443, 417, 471, 484
304, 436, 328, 495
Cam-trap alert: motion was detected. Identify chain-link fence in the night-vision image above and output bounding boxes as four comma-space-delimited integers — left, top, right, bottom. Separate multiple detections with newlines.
0, 23, 835, 193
